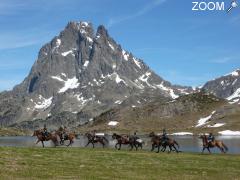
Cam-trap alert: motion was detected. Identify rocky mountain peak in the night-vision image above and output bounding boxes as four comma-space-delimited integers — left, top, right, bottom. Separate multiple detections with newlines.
0, 20, 194, 129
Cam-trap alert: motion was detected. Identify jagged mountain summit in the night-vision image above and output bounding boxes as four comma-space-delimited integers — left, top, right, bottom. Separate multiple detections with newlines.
0, 21, 193, 129
203, 69, 240, 104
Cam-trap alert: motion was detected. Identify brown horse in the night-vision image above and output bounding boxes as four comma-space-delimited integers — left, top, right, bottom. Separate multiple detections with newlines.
149, 132, 180, 153
199, 134, 228, 154
85, 133, 108, 148
32, 129, 59, 148
55, 130, 76, 147
112, 133, 138, 150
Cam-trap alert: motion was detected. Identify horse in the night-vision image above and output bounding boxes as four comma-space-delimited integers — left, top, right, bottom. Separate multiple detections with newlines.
32, 129, 59, 148
55, 130, 76, 147
112, 133, 139, 151
85, 132, 108, 148
149, 132, 180, 153
149, 132, 163, 153
199, 134, 228, 154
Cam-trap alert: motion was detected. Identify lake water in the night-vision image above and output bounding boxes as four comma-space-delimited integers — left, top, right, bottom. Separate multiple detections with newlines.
0, 135, 239, 154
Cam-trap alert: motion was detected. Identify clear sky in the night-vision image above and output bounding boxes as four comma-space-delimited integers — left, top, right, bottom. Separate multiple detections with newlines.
0, 0, 239, 91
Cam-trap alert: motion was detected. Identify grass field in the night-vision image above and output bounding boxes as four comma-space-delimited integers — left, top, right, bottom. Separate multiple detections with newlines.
0, 147, 239, 180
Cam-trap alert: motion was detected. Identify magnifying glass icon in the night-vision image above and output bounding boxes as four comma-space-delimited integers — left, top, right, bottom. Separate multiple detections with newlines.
227, 0, 238, 13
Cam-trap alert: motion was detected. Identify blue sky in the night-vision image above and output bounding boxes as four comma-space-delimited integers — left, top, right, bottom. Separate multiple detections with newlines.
0, 0, 239, 91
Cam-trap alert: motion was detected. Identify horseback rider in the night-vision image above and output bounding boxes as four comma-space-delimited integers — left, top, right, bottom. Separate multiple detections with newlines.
133, 131, 138, 141
92, 130, 97, 141
58, 125, 64, 141
207, 133, 215, 145
42, 124, 49, 139
63, 126, 68, 139
162, 129, 169, 145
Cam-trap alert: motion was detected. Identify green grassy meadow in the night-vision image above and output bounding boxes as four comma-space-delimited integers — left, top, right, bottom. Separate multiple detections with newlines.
0, 147, 239, 180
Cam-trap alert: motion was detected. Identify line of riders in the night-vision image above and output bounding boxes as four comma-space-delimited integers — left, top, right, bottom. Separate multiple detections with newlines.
33, 125, 228, 153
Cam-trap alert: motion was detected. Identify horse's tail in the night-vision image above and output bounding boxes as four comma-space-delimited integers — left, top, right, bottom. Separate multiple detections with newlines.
222, 142, 228, 152
174, 140, 180, 149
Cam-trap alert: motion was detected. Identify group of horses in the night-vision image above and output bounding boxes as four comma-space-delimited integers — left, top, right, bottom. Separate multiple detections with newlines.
32, 130, 229, 154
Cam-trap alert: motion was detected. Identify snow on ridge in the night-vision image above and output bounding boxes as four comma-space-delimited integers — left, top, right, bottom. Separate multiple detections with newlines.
122, 50, 129, 61
155, 82, 179, 99
224, 69, 240, 77
108, 41, 115, 51
56, 39, 61, 47
81, 22, 89, 27
35, 96, 53, 109
51, 76, 80, 93
218, 130, 240, 136
133, 57, 141, 69
195, 111, 216, 127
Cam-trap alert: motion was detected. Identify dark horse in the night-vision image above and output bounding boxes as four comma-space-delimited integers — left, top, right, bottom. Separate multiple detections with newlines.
112, 133, 140, 150
85, 133, 108, 148
149, 132, 180, 153
55, 130, 76, 147
32, 130, 59, 148
199, 134, 228, 154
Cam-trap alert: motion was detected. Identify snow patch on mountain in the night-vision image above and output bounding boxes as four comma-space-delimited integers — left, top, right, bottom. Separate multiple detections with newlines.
207, 123, 225, 128
83, 61, 89, 67
114, 100, 122, 104
156, 82, 179, 99
108, 41, 115, 50
61, 50, 75, 57
108, 121, 119, 126
139, 72, 156, 89
195, 111, 216, 127
51, 76, 80, 93
225, 70, 240, 77
122, 50, 129, 61
133, 57, 141, 69
87, 37, 93, 43
226, 88, 240, 103
35, 96, 53, 109
218, 130, 240, 136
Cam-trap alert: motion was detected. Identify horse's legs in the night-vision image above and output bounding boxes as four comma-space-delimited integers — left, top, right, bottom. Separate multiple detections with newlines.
134, 144, 138, 151
151, 144, 155, 151
207, 147, 211, 154
92, 142, 95, 148
35, 139, 40, 145
173, 145, 179, 153
115, 143, 119, 149
85, 140, 90, 147
41, 141, 44, 148
167, 145, 173, 153
157, 144, 160, 153
118, 143, 122, 150
102, 141, 105, 148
